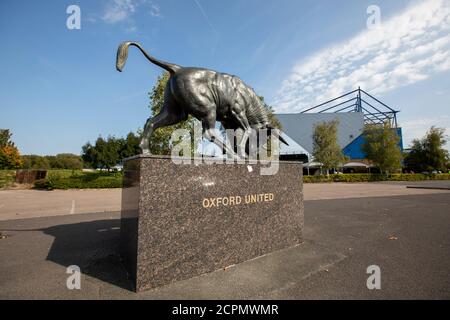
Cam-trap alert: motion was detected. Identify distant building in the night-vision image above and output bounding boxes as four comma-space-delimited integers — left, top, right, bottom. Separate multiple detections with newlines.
277, 88, 403, 171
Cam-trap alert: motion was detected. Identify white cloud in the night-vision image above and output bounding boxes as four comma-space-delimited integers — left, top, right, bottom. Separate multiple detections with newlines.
274, 0, 450, 113
102, 0, 136, 23
102, 0, 161, 24
150, 4, 161, 17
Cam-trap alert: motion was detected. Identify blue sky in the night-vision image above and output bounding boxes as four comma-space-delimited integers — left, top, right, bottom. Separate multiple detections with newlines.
0, 0, 449, 155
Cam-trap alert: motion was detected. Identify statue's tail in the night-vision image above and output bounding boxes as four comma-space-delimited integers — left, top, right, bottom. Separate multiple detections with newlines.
116, 41, 181, 74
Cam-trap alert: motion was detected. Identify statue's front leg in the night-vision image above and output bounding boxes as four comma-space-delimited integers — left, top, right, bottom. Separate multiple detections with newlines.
236, 128, 251, 159
231, 107, 252, 159
140, 117, 153, 155
140, 138, 150, 155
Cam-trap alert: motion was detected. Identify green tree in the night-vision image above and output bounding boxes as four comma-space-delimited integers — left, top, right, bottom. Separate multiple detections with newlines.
46, 154, 83, 169
21, 155, 51, 169
99, 136, 122, 169
312, 119, 347, 174
404, 126, 449, 172
119, 131, 141, 159
0, 129, 23, 169
82, 136, 121, 170
82, 131, 140, 169
81, 142, 98, 168
0, 129, 13, 147
362, 122, 402, 174
147, 72, 199, 156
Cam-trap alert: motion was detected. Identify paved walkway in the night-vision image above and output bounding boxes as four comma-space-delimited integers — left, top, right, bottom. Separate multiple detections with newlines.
0, 189, 122, 221
0, 182, 449, 221
1, 193, 449, 299
304, 181, 450, 201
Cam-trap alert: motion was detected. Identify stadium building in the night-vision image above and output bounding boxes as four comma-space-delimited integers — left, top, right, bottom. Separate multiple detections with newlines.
278, 88, 403, 173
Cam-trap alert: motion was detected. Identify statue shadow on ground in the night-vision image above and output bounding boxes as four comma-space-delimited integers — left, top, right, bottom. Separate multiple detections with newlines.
40, 218, 134, 291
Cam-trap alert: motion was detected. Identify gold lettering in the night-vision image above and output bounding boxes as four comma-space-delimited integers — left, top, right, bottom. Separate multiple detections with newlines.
203, 193, 275, 208
222, 197, 229, 206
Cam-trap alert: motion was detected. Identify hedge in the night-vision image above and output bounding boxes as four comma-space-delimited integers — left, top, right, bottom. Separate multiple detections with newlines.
0, 170, 16, 188
303, 173, 450, 183
24, 171, 450, 188
34, 171, 123, 190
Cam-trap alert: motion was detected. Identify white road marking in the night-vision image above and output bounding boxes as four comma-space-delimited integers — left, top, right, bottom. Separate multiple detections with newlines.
70, 200, 75, 214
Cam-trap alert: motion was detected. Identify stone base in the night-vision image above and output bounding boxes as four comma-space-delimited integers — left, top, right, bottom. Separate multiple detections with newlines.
120, 155, 304, 292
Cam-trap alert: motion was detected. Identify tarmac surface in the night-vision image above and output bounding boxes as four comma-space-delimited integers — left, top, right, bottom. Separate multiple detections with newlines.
1, 181, 450, 220
0, 183, 449, 299
405, 180, 450, 190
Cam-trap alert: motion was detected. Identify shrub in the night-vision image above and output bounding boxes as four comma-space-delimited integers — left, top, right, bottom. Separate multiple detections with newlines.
34, 178, 54, 190
0, 170, 16, 188
34, 170, 123, 190
303, 173, 450, 183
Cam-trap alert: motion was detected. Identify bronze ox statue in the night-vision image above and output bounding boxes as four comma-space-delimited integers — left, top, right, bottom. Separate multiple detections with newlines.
116, 41, 287, 158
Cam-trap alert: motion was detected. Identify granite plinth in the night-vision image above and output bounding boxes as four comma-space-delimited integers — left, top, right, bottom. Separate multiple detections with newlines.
120, 155, 304, 292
